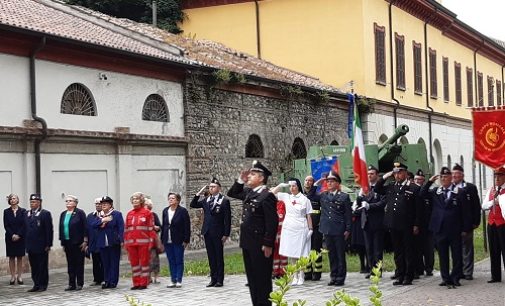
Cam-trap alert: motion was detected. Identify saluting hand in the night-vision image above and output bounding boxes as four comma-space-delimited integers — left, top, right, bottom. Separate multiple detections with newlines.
429, 175, 439, 183
240, 170, 249, 183
382, 171, 394, 180
197, 185, 208, 196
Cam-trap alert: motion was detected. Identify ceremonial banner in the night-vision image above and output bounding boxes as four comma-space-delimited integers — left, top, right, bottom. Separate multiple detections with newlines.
350, 94, 370, 194
472, 108, 505, 169
310, 156, 338, 192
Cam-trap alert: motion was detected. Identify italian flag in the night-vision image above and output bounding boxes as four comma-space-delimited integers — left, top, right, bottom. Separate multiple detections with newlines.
350, 95, 370, 194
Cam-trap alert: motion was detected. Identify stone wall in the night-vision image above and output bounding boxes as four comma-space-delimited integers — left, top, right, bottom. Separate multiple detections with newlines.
183, 80, 349, 249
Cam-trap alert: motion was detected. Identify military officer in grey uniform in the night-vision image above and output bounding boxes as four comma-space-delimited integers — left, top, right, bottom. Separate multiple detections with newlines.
227, 161, 278, 306
319, 171, 352, 286
375, 162, 422, 286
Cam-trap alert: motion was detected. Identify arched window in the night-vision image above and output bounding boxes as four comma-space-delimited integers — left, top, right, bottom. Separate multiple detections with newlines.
378, 134, 388, 145
60, 83, 97, 116
433, 139, 443, 171
245, 134, 264, 158
447, 154, 452, 169
142, 94, 169, 122
330, 140, 339, 145
292, 137, 307, 159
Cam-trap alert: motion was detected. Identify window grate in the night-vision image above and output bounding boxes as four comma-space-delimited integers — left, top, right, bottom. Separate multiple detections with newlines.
292, 138, 307, 159
142, 94, 169, 122
61, 83, 96, 116
245, 134, 264, 158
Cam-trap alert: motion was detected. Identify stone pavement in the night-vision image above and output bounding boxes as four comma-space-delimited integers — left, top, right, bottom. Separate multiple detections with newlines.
0, 254, 503, 306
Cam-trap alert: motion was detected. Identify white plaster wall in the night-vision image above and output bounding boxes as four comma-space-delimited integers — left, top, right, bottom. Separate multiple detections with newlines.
1, 53, 184, 136
0, 54, 31, 127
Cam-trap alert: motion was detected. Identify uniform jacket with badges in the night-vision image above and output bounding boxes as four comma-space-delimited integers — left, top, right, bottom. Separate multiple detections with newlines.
86, 211, 101, 253
454, 181, 481, 227
482, 184, 505, 220
91, 210, 124, 249
304, 186, 321, 227
190, 193, 231, 238
227, 181, 278, 250
375, 178, 422, 231
319, 191, 352, 236
25, 208, 53, 253
420, 181, 472, 236
59, 208, 87, 246
161, 205, 191, 245
355, 185, 386, 231
124, 207, 156, 248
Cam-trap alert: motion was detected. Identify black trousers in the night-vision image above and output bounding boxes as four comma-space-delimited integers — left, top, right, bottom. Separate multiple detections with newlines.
306, 226, 323, 276
487, 224, 505, 281
243, 247, 273, 306
205, 234, 225, 283
91, 251, 104, 283
28, 251, 49, 289
324, 234, 346, 283
434, 232, 462, 283
63, 242, 85, 287
363, 228, 384, 271
390, 229, 415, 281
421, 230, 435, 274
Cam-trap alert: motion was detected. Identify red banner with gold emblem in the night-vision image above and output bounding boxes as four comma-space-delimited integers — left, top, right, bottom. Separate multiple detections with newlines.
472, 108, 505, 169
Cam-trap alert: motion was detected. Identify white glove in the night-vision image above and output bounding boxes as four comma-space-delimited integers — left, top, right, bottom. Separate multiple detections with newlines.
277, 183, 290, 188
197, 185, 208, 196
307, 229, 313, 239
361, 201, 370, 210
352, 201, 358, 211
358, 189, 364, 197
383, 171, 393, 180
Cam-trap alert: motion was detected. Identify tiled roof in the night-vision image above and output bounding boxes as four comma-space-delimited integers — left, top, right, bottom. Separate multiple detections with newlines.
0, 0, 341, 93
492, 38, 505, 50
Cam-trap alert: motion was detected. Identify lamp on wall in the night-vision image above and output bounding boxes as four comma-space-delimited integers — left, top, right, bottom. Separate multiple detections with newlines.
98, 73, 108, 80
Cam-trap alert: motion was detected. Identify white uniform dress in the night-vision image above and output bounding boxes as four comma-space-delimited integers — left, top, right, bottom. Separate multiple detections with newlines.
277, 192, 313, 258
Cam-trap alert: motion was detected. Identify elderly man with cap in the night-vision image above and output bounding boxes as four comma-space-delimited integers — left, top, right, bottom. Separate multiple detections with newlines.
86, 198, 104, 286
25, 194, 53, 292
420, 167, 472, 288
355, 165, 386, 278
481, 166, 505, 283
319, 171, 352, 286
303, 175, 323, 281
227, 161, 278, 306
190, 177, 232, 288
375, 162, 422, 286
451, 163, 481, 280
92, 196, 124, 289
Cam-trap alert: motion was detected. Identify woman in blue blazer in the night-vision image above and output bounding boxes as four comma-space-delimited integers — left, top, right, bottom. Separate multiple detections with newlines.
3, 194, 26, 285
58, 195, 88, 291
161, 193, 190, 288
92, 196, 124, 289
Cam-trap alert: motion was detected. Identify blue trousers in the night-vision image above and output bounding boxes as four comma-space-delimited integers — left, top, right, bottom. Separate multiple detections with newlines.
165, 243, 185, 283
100, 244, 121, 286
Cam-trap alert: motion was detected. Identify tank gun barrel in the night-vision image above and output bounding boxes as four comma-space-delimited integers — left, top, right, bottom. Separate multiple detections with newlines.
378, 124, 409, 151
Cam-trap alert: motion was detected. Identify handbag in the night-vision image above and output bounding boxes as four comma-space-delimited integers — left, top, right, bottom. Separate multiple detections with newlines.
155, 234, 164, 254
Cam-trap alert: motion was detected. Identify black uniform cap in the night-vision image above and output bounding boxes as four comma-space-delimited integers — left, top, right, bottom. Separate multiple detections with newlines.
415, 169, 425, 177
210, 177, 221, 187
250, 160, 272, 177
100, 196, 113, 204
393, 162, 408, 172
440, 167, 451, 176
367, 165, 379, 172
30, 194, 42, 201
452, 164, 464, 172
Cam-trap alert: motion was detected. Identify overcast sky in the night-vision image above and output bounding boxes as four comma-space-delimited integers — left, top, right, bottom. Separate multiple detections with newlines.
441, 0, 505, 41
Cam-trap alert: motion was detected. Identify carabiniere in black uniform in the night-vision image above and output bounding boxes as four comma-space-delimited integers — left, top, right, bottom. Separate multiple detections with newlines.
304, 183, 323, 281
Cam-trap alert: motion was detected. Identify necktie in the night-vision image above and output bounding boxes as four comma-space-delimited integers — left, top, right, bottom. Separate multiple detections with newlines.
209, 196, 216, 210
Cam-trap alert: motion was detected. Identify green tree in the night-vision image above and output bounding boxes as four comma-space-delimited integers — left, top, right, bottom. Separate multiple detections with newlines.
64, 0, 184, 33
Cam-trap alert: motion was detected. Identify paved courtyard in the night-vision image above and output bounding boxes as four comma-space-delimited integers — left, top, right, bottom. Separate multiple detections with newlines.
0, 252, 503, 306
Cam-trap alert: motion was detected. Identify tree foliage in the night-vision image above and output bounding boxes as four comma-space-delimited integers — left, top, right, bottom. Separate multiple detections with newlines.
64, 0, 184, 33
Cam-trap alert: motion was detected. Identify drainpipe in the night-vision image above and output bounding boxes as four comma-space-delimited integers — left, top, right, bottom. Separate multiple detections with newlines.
474, 41, 483, 107
30, 37, 48, 194
254, 0, 261, 59
388, 0, 399, 128
424, 18, 434, 170
501, 64, 504, 106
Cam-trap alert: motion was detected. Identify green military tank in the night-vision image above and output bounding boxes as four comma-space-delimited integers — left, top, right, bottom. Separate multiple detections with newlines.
282, 124, 431, 189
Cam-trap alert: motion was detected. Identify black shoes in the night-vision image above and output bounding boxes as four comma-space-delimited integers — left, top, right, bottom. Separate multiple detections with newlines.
9, 279, 15, 285
464, 275, 473, 280
393, 279, 404, 286
487, 279, 501, 283
425, 271, 433, 276
439, 281, 448, 286
312, 274, 321, 281
130, 286, 140, 290
64, 286, 76, 291
27, 287, 39, 292
402, 280, 413, 285
206, 281, 216, 287
214, 282, 223, 287
453, 280, 461, 287
334, 282, 344, 286
327, 280, 337, 286
138, 286, 147, 290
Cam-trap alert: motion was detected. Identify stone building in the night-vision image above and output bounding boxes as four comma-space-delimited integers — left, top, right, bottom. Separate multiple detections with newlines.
0, 0, 348, 272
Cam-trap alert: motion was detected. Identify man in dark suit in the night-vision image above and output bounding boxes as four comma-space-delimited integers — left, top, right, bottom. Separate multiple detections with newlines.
227, 161, 278, 306
420, 167, 472, 288
303, 175, 323, 281
25, 194, 53, 292
414, 169, 435, 277
86, 198, 104, 286
319, 171, 352, 286
356, 165, 386, 278
451, 163, 481, 280
190, 177, 232, 287
375, 162, 422, 286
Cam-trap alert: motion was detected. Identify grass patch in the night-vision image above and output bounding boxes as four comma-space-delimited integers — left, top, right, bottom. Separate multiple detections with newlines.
159, 226, 489, 277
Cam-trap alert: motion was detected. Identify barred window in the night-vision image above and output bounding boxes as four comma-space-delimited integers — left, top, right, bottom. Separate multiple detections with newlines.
454, 62, 462, 106
429, 48, 437, 98
413, 41, 422, 94
245, 134, 264, 158
497, 80, 502, 106
142, 94, 169, 122
443, 57, 449, 102
487, 76, 494, 107
374, 23, 386, 85
477, 72, 483, 106
466, 67, 473, 107
292, 137, 307, 159
60, 83, 97, 116
395, 33, 405, 90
